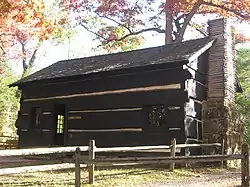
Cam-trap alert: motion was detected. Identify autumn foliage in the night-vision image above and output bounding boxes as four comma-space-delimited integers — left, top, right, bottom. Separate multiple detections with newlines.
64, 0, 250, 50
0, 0, 67, 64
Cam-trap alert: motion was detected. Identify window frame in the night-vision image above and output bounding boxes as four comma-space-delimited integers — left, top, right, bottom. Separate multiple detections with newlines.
57, 114, 65, 134
30, 107, 41, 128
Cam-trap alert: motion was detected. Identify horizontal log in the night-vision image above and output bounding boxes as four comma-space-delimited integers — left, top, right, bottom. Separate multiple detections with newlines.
67, 90, 188, 110
83, 154, 244, 164
67, 108, 145, 129
23, 84, 181, 102
95, 145, 171, 152
0, 163, 87, 175
68, 128, 143, 132
22, 67, 189, 99
176, 143, 221, 148
93, 143, 220, 152
0, 146, 88, 157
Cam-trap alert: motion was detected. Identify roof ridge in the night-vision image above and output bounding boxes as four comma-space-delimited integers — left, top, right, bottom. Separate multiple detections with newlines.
57, 36, 211, 63
10, 36, 212, 87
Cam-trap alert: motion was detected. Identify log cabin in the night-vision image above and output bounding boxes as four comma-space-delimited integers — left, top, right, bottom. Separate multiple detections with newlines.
10, 18, 243, 155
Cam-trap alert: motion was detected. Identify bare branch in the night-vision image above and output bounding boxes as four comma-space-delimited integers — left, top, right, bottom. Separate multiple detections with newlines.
18, 40, 28, 72
174, 18, 183, 32
176, 14, 187, 22
188, 21, 208, 36
95, 0, 141, 34
175, 0, 203, 42
96, 13, 125, 28
80, 21, 165, 45
0, 45, 5, 55
79, 22, 108, 41
109, 27, 165, 43
95, 13, 133, 33
28, 40, 42, 69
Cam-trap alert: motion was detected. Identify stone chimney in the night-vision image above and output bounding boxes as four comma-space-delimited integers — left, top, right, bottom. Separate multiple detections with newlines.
203, 18, 243, 159
207, 18, 236, 103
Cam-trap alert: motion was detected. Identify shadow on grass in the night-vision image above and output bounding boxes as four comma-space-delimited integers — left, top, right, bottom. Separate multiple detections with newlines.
1, 164, 220, 186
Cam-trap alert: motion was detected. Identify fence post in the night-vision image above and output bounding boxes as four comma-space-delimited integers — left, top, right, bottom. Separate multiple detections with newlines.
88, 140, 96, 184
241, 143, 249, 187
170, 138, 176, 172
221, 139, 225, 168
75, 147, 81, 187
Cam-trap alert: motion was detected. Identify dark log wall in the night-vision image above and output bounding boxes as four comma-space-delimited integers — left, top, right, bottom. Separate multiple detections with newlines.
17, 101, 55, 147
184, 52, 208, 148
17, 65, 191, 148
65, 90, 188, 147
21, 65, 190, 99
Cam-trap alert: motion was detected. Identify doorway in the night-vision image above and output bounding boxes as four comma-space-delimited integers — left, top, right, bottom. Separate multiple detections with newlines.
54, 104, 66, 146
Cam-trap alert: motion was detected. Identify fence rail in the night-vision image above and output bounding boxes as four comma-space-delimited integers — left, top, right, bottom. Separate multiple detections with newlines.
0, 146, 88, 156
0, 139, 248, 187
0, 136, 18, 149
74, 139, 249, 187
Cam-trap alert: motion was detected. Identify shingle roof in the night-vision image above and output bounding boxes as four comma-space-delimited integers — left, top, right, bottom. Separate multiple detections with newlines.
11, 37, 214, 86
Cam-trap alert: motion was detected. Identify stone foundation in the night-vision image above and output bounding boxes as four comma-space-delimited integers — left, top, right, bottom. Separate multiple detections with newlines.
202, 100, 244, 167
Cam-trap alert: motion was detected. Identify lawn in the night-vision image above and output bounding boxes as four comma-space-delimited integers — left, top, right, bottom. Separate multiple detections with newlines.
0, 166, 201, 187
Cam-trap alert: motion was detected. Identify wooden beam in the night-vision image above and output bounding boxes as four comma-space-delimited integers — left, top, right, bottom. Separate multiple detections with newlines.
75, 148, 81, 187
84, 154, 244, 165
69, 108, 142, 114
88, 140, 95, 184
0, 146, 89, 157
95, 145, 171, 153
68, 128, 143, 133
176, 143, 221, 148
170, 138, 176, 171
188, 40, 214, 63
241, 143, 249, 187
0, 163, 87, 175
23, 84, 181, 102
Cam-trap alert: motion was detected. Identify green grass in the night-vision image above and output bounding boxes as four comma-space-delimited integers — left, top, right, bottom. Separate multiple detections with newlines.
0, 166, 232, 187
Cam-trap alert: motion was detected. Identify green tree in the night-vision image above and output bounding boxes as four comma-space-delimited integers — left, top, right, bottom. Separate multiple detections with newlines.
236, 48, 250, 143
0, 61, 19, 135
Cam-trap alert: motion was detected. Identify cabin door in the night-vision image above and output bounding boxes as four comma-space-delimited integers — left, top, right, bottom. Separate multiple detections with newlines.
54, 104, 66, 146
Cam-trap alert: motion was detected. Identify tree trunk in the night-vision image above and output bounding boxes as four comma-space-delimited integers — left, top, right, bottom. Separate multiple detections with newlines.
165, 0, 173, 44
68, 36, 71, 59
21, 40, 42, 78
175, 0, 203, 42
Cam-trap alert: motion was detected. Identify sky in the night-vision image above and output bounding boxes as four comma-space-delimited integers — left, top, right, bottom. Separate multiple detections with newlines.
30, 19, 249, 72
11, 1, 250, 75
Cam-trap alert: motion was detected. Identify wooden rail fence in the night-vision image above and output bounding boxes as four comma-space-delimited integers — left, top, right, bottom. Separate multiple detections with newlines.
0, 139, 248, 187
74, 139, 249, 187
0, 136, 18, 149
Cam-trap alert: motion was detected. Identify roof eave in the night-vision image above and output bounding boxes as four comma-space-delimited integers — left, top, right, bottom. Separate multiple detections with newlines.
9, 81, 20, 88
9, 60, 188, 88
187, 39, 215, 63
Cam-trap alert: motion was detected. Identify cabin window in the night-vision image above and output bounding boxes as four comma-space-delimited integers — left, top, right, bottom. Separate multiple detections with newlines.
57, 114, 64, 134
31, 107, 41, 128
148, 105, 166, 128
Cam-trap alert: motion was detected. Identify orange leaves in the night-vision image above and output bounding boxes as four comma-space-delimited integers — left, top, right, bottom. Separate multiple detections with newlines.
59, 0, 250, 52
0, 0, 68, 60
0, 0, 12, 15
171, 0, 250, 20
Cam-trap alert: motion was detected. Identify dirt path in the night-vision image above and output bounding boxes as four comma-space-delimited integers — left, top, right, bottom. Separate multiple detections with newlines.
139, 170, 241, 187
